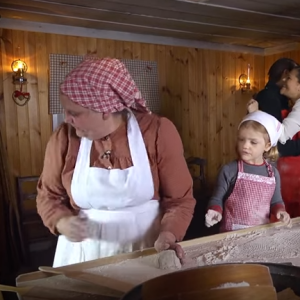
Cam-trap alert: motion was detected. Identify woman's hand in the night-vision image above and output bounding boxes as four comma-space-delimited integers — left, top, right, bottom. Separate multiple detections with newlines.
247, 99, 259, 113
154, 231, 185, 260
56, 215, 88, 242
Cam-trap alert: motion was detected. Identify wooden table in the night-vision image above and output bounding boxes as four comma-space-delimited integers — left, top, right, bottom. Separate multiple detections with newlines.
15, 217, 300, 299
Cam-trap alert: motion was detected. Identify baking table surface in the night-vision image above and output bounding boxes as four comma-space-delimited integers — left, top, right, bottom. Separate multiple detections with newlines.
16, 217, 300, 299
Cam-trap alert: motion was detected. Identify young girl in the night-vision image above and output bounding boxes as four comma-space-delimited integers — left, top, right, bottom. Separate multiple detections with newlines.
205, 111, 291, 232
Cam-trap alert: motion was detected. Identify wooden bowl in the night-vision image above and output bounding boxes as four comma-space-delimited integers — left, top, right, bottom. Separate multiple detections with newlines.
141, 264, 275, 300
151, 286, 277, 300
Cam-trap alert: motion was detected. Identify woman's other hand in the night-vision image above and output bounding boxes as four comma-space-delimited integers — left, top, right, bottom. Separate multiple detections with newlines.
56, 215, 88, 242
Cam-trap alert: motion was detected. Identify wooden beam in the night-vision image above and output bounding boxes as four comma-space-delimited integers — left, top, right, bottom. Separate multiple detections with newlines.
80, 0, 300, 21
0, 9, 255, 46
1, 4, 300, 51
5, 0, 300, 36
0, 18, 264, 54
181, 0, 300, 18
177, 0, 300, 18
1, 1, 300, 40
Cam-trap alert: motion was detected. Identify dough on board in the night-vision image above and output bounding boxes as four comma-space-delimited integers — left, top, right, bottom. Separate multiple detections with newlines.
157, 250, 182, 270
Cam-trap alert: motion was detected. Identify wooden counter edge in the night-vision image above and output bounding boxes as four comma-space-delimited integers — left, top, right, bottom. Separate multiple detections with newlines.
16, 217, 300, 285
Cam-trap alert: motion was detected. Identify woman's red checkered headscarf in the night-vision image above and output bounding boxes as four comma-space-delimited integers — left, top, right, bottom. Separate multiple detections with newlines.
60, 57, 150, 114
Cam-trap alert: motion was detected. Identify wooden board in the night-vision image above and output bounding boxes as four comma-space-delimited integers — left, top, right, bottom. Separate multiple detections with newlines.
14, 274, 120, 299
16, 217, 300, 299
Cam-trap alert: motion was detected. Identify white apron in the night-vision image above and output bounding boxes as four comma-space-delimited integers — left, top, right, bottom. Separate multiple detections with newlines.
53, 111, 160, 267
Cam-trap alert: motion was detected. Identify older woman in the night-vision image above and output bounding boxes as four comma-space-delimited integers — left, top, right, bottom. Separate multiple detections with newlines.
37, 57, 196, 267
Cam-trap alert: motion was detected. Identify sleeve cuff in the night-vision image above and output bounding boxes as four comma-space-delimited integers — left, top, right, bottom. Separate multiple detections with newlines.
208, 205, 223, 214
271, 203, 285, 215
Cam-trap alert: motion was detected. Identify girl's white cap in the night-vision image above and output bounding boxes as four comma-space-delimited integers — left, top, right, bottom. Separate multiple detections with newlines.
239, 111, 283, 146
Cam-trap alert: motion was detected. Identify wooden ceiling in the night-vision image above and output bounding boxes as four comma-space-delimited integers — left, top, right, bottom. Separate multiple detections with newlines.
1, 0, 300, 50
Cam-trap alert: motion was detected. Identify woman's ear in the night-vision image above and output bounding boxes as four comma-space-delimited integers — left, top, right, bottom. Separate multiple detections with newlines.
282, 69, 289, 81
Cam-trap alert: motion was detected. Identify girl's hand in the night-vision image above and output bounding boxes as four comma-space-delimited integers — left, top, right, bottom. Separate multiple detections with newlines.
276, 211, 292, 228
205, 209, 222, 227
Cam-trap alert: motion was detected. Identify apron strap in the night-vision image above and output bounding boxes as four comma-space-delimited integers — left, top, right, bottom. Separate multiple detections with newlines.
238, 160, 244, 172
265, 160, 274, 177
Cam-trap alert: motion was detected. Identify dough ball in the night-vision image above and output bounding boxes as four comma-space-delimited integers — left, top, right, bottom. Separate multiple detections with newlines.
158, 250, 182, 270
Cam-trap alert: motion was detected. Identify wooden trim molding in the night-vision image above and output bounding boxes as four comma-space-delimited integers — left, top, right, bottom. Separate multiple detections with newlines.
0, 17, 264, 54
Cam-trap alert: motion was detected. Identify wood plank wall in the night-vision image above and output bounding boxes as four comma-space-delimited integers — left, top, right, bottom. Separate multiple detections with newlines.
0, 28, 266, 184
265, 51, 300, 82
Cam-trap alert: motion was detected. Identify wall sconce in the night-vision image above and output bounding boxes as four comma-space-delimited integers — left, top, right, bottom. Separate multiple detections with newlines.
11, 59, 30, 106
239, 64, 251, 93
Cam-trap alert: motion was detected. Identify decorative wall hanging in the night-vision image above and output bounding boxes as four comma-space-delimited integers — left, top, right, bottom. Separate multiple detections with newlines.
49, 54, 161, 114
11, 59, 31, 106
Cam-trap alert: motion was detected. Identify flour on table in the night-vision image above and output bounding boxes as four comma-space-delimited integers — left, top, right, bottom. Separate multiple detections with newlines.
211, 281, 250, 289
197, 245, 238, 265
85, 222, 300, 287
193, 226, 300, 267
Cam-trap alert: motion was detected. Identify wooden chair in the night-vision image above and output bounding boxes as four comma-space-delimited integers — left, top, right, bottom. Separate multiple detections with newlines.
16, 176, 57, 265
185, 157, 219, 240
186, 156, 207, 189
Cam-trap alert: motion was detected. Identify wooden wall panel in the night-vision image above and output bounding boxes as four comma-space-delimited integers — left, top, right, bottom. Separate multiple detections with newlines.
0, 29, 266, 184
265, 50, 300, 83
